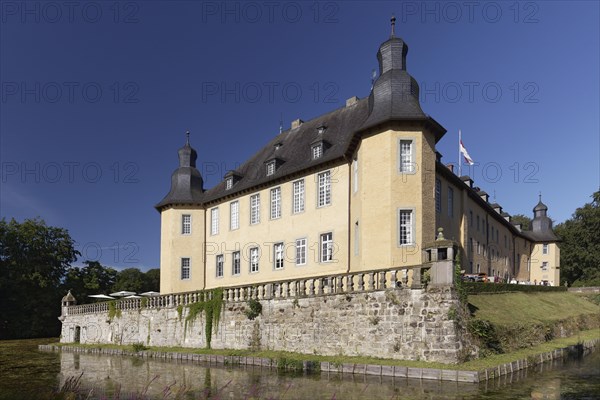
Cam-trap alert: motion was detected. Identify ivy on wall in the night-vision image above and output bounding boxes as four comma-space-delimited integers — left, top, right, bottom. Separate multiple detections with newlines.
184, 288, 224, 349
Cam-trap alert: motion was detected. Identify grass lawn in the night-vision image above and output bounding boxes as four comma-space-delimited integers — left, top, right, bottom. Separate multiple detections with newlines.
467, 292, 600, 326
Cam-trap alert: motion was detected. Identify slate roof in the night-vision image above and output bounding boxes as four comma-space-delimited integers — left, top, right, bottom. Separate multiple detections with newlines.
201, 99, 370, 204
156, 30, 446, 210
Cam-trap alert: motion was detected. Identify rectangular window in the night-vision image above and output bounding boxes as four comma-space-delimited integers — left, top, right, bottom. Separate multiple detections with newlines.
399, 140, 414, 173
216, 255, 224, 278
468, 237, 473, 254
469, 210, 473, 227
477, 215, 480, 231
399, 210, 414, 245
320, 232, 333, 262
477, 241, 481, 255
541, 261, 548, 270
210, 208, 219, 235
230, 201, 239, 230
476, 263, 481, 273
250, 194, 260, 224
270, 187, 281, 219
181, 258, 190, 280
447, 187, 454, 218
295, 238, 307, 265
504, 235, 508, 248
274, 242, 284, 270
542, 244, 548, 254
353, 158, 359, 193
182, 214, 191, 235
266, 161, 275, 176
232, 251, 241, 275
225, 177, 233, 190
435, 179, 441, 213
312, 144, 322, 159
292, 179, 305, 213
317, 170, 331, 207
249, 247, 259, 273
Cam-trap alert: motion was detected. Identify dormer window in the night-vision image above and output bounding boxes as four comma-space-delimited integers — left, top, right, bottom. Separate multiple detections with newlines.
312, 143, 323, 159
266, 160, 276, 176
317, 124, 327, 135
224, 170, 242, 189
274, 142, 283, 150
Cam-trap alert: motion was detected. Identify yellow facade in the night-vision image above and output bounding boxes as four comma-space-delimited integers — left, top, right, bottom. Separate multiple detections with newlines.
157, 33, 560, 293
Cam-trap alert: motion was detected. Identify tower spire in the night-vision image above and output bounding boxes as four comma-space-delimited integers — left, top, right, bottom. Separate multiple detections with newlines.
185, 130, 190, 146
390, 14, 396, 38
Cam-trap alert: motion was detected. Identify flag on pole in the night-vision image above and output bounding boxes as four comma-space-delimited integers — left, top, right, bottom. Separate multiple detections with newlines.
459, 140, 474, 165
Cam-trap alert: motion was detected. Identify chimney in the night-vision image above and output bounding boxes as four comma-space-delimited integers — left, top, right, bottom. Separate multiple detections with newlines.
291, 119, 304, 129
346, 96, 359, 107
435, 152, 442, 163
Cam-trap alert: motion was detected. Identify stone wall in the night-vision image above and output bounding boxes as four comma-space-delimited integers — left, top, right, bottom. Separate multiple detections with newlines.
61, 286, 467, 364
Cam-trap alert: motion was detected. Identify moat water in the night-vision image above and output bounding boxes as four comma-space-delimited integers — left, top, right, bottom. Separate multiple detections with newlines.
1, 339, 599, 400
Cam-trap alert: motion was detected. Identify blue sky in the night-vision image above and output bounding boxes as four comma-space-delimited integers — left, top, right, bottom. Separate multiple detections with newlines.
1, 1, 598, 271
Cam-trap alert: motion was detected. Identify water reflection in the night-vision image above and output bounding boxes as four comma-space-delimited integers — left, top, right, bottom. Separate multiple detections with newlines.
56, 351, 600, 400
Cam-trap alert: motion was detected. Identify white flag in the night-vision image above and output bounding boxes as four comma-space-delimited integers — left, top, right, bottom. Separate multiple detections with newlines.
460, 140, 474, 165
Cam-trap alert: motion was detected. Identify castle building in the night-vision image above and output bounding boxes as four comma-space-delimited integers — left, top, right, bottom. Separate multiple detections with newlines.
155, 25, 560, 294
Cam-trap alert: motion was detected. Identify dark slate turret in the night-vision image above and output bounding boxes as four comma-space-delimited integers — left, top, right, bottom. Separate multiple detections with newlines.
362, 16, 427, 131
524, 195, 559, 241
155, 132, 204, 210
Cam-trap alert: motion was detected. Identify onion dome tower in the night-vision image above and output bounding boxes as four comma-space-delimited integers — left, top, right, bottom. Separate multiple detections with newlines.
155, 132, 204, 209
362, 15, 427, 131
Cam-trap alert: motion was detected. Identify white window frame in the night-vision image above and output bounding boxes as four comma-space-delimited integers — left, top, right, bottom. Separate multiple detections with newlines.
320, 232, 334, 263
447, 187, 454, 218
232, 251, 241, 275
216, 254, 224, 278
270, 187, 281, 219
181, 214, 191, 235
250, 194, 260, 225
230, 201, 239, 230
266, 161, 275, 176
225, 177, 233, 190
398, 209, 415, 245
249, 247, 259, 273
210, 207, 219, 235
435, 178, 441, 213
295, 238, 307, 265
542, 244, 548, 254
312, 143, 323, 159
274, 242, 284, 270
292, 179, 305, 214
317, 170, 331, 207
398, 139, 415, 173
181, 257, 190, 280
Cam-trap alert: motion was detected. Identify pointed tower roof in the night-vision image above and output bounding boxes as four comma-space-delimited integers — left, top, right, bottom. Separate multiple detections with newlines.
361, 16, 444, 140
155, 131, 204, 210
61, 290, 76, 304
523, 195, 559, 242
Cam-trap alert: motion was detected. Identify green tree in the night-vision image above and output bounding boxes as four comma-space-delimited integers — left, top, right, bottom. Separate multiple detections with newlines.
62, 261, 117, 302
0, 218, 79, 339
143, 268, 160, 292
112, 268, 148, 293
511, 214, 532, 231
555, 191, 600, 286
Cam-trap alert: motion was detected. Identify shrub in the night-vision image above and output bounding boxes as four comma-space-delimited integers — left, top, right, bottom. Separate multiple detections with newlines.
244, 299, 262, 320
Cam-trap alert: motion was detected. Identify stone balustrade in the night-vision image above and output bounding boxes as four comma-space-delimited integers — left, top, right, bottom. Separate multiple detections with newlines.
65, 265, 432, 316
